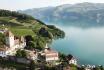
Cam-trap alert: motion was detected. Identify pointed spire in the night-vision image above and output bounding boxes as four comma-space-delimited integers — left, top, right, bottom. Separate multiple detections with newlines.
44, 43, 50, 52
45, 43, 48, 49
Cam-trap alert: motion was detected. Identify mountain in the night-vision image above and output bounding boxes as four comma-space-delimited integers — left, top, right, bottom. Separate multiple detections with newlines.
20, 2, 104, 27
19, 7, 55, 23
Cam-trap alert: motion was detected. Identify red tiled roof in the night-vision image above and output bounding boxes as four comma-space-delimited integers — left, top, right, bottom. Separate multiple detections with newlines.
46, 54, 58, 58
44, 49, 59, 58
44, 49, 58, 54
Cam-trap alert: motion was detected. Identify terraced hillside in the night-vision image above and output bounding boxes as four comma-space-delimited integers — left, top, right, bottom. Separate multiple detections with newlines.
0, 9, 65, 49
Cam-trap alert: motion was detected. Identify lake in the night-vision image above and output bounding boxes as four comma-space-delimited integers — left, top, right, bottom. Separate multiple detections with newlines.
51, 25, 104, 65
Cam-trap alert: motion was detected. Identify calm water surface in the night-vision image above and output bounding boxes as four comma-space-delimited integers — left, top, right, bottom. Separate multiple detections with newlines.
52, 26, 104, 65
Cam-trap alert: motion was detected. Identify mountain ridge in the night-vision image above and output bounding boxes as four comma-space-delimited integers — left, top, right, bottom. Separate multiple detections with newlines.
19, 2, 104, 27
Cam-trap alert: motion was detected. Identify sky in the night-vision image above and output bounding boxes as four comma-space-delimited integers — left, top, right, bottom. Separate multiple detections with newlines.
0, 0, 104, 11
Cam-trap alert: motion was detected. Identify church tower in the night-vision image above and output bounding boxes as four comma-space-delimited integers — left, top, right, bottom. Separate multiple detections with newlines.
44, 43, 50, 52
4, 29, 14, 47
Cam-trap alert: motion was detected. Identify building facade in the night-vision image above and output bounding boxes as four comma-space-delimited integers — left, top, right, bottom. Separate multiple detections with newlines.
40, 44, 59, 62
69, 57, 77, 65
0, 28, 26, 57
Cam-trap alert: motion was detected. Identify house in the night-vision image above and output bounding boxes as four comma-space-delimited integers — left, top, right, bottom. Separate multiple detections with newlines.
0, 46, 9, 57
85, 65, 92, 70
69, 57, 77, 65
0, 29, 6, 34
40, 44, 59, 62
0, 28, 26, 57
85, 67, 91, 70
66, 54, 77, 65
85, 65, 95, 70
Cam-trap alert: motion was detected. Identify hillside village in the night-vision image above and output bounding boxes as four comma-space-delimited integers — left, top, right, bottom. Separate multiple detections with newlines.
0, 28, 102, 70
0, 28, 103, 70
0, 28, 78, 70
0, 10, 103, 70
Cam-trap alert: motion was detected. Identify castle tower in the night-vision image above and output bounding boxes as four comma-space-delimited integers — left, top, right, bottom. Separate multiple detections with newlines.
5, 30, 14, 47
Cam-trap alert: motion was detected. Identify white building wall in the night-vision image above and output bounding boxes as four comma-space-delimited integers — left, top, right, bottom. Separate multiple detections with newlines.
5, 36, 14, 47
9, 36, 14, 47
46, 57, 59, 61
0, 49, 16, 57
69, 59, 77, 65
85, 68, 91, 70
0, 51, 7, 57
0, 42, 26, 57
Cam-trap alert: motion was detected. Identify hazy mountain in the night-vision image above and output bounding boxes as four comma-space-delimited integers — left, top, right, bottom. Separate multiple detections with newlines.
20, 2, 104, 27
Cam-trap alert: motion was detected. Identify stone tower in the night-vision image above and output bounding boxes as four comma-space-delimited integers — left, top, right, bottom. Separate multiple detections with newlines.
5, 29, 14, 47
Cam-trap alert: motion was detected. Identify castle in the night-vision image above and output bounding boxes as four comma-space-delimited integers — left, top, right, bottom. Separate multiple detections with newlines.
0, 28, 26, 57
0, 28, 59, 63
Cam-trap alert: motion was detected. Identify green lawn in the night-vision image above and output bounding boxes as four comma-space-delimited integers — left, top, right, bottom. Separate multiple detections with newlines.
71, 67, 78, 70
10, 28, 35, 36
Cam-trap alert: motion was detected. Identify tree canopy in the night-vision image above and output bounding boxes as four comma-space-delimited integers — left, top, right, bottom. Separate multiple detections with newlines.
16, 49, 27, 58
0, 9, 34, 20
0, 33, 5, 47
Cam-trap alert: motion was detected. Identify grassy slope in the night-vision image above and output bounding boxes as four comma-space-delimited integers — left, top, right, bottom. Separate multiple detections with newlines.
0, 14, 65, 44
0, 12, 65, 49
10, 28, 34, 36
0, 16, 44, 36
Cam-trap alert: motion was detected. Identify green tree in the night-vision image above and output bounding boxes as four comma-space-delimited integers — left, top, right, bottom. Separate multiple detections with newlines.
47, 25, 65, 39
16, 49, 27, 58
25, 35, 34, 42
0, 9, 34, 20
59, 52, 66, 61
0, 33, 5, 46
29, 60, 35, 70
27, 41, 35, 50
16, 49, 22, 57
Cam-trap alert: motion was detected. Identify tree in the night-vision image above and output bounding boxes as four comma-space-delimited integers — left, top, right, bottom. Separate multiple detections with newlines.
47, 25, 65, 39
25, 35, 35, 49
66, 54, 73, 60
38, 27, 49, 37
21, 50, 27, 58
59, 52, 66, 61
16, 49, 27, 58
27, 41, 35, 50
16, 49, 22, 57
25, 35, 34, 43
0, 33, 5, 46
29, 60, 35, 70
0, 9, 34, 20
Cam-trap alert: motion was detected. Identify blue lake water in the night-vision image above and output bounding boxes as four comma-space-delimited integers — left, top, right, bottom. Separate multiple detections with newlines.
51, 26, 104, 65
